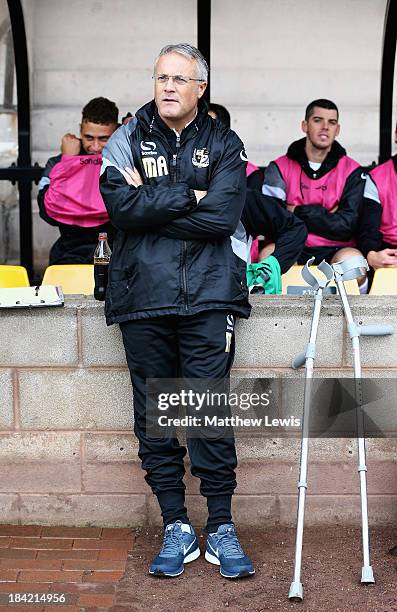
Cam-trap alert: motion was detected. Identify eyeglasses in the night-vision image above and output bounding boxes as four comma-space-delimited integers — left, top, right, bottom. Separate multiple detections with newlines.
153, 74, 205, 86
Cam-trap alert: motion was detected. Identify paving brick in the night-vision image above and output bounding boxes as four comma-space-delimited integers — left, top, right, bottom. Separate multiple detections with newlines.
0, 582, 50, 592
78, 593, 115, 607
0, 539, 10, 548
0, 559, 62, 570
37, 550, 98, 561
41, 527, 102, 539
9, 538, 73, 550
50, 582, 115, 594
0, 463, 81, 493
19, 494, 146, 527
62, 559, 126, 571
19, 371, 132, 429
82, 571, 124, 583
0, 308, 78, 365
97, 550, 128, 561
0, 607, 40, 612
0, 433, 81, 463
83, 463, 146, 493
18, 570, 83, 583
0, 549, 37, 559
0, 370, 13, 429
0, 525, 43, 537
0, 569, 18, 581
72, 539, 133, 550
47, 582, 79, 593
44, 607, 79, 612
101, 528, 135, 540
84, 434, 139, 463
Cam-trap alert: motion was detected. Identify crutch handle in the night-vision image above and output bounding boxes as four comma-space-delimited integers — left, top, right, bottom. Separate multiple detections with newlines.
292, 352, 306, 369
359, 324, 394, 336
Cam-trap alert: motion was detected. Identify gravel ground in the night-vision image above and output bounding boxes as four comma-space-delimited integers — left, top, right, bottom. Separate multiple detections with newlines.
112, 526, 397, 612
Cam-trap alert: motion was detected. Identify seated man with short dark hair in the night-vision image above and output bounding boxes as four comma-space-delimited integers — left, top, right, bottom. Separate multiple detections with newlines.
358, 122, 397, 270
260, 99, 367, 289
38, 97, 119, 265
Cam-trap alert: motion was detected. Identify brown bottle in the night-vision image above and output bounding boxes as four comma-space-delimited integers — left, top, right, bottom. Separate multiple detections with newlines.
93, 232, 112, 301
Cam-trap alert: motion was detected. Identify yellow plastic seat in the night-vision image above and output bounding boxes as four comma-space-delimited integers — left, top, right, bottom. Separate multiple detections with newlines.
282, 265, 359, 295
42, 265, 94, 295
0, 265, 30, 288
369, 268, 397, 295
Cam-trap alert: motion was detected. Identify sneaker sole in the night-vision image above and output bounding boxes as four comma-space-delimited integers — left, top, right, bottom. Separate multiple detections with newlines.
205, 550, 255, 579
149, 546, 200, 577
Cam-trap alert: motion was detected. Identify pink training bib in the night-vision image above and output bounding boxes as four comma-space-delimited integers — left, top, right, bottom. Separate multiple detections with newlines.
370, 158, 397, 245
275, 155, 359, 248
44, 154, 109, 227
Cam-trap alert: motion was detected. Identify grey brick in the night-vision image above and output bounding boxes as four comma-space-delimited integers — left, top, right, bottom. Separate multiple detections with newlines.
0, 308, 78, 365
0, 432, 80, 462
19, 370, 133, 429
80, 304, 126, 366
0, 369, 13, 428
0, 463, 81, 493
0, 494, 20, 523
84, 433, 139, 462
19, 493, 147, 527
235, 297, 344, 368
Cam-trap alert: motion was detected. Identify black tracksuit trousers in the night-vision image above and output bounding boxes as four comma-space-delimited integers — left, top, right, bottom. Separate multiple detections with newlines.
120, 310, 237, 533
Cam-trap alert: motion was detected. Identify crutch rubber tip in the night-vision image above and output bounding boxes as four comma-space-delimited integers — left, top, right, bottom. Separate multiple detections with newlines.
361, 565, 375, 584
288, 581, 303, 601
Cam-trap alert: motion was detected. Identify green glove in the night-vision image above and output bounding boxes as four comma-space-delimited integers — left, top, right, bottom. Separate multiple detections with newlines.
246, 255, 282, 295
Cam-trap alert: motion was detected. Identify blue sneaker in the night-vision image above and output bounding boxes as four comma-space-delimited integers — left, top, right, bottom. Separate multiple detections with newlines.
205, 524, 255, 578
149, 520, 200, 577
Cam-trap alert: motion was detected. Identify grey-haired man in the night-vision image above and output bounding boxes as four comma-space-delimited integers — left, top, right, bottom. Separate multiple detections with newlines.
100, 43, 255, 579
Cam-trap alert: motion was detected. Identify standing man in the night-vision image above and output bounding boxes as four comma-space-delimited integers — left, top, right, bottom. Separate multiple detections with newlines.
260, 99, 367, 288
38, 97, 119, 264
358, 122, 397, 269
100, 44, 255, 579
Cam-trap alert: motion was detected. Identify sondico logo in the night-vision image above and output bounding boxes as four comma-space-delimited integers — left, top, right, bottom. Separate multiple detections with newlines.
140, 141, 157, 156
142, 156, 169, 178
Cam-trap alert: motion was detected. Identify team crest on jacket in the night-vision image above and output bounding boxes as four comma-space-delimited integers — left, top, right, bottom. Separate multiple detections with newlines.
192, 147, 209, 168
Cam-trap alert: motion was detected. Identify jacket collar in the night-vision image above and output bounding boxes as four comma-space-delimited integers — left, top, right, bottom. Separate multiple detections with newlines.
135, 98, 209, 143
286, 137, 347, 179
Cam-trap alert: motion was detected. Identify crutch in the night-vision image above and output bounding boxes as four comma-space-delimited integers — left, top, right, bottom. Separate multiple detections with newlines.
332, 256, 393, 585
288, 258, 334, 602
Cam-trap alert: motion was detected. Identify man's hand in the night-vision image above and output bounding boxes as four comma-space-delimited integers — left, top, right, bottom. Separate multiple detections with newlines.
286, 204, 296, 213
124, 166, 143, 187
194, 190, 207, 203
61, 133, 81, 156
367, 248, 397, 270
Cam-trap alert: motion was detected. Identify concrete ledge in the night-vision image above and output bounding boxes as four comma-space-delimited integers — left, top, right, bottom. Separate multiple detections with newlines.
1, 295, 397, 527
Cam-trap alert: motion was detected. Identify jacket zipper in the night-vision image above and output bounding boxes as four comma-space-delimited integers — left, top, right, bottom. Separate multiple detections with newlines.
172, 134, 189, 313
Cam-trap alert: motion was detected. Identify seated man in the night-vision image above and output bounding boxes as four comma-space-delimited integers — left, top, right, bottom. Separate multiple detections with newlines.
261, 99, 367, 289
38, 97, 119, 265
208, 102, 306, 270
358, 122, 397, 269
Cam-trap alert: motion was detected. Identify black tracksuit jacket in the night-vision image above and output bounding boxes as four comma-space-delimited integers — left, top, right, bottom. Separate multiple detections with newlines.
100, 100, 306, 325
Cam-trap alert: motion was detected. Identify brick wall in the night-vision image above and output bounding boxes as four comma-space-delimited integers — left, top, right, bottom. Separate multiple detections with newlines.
1, 295, 397, 527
